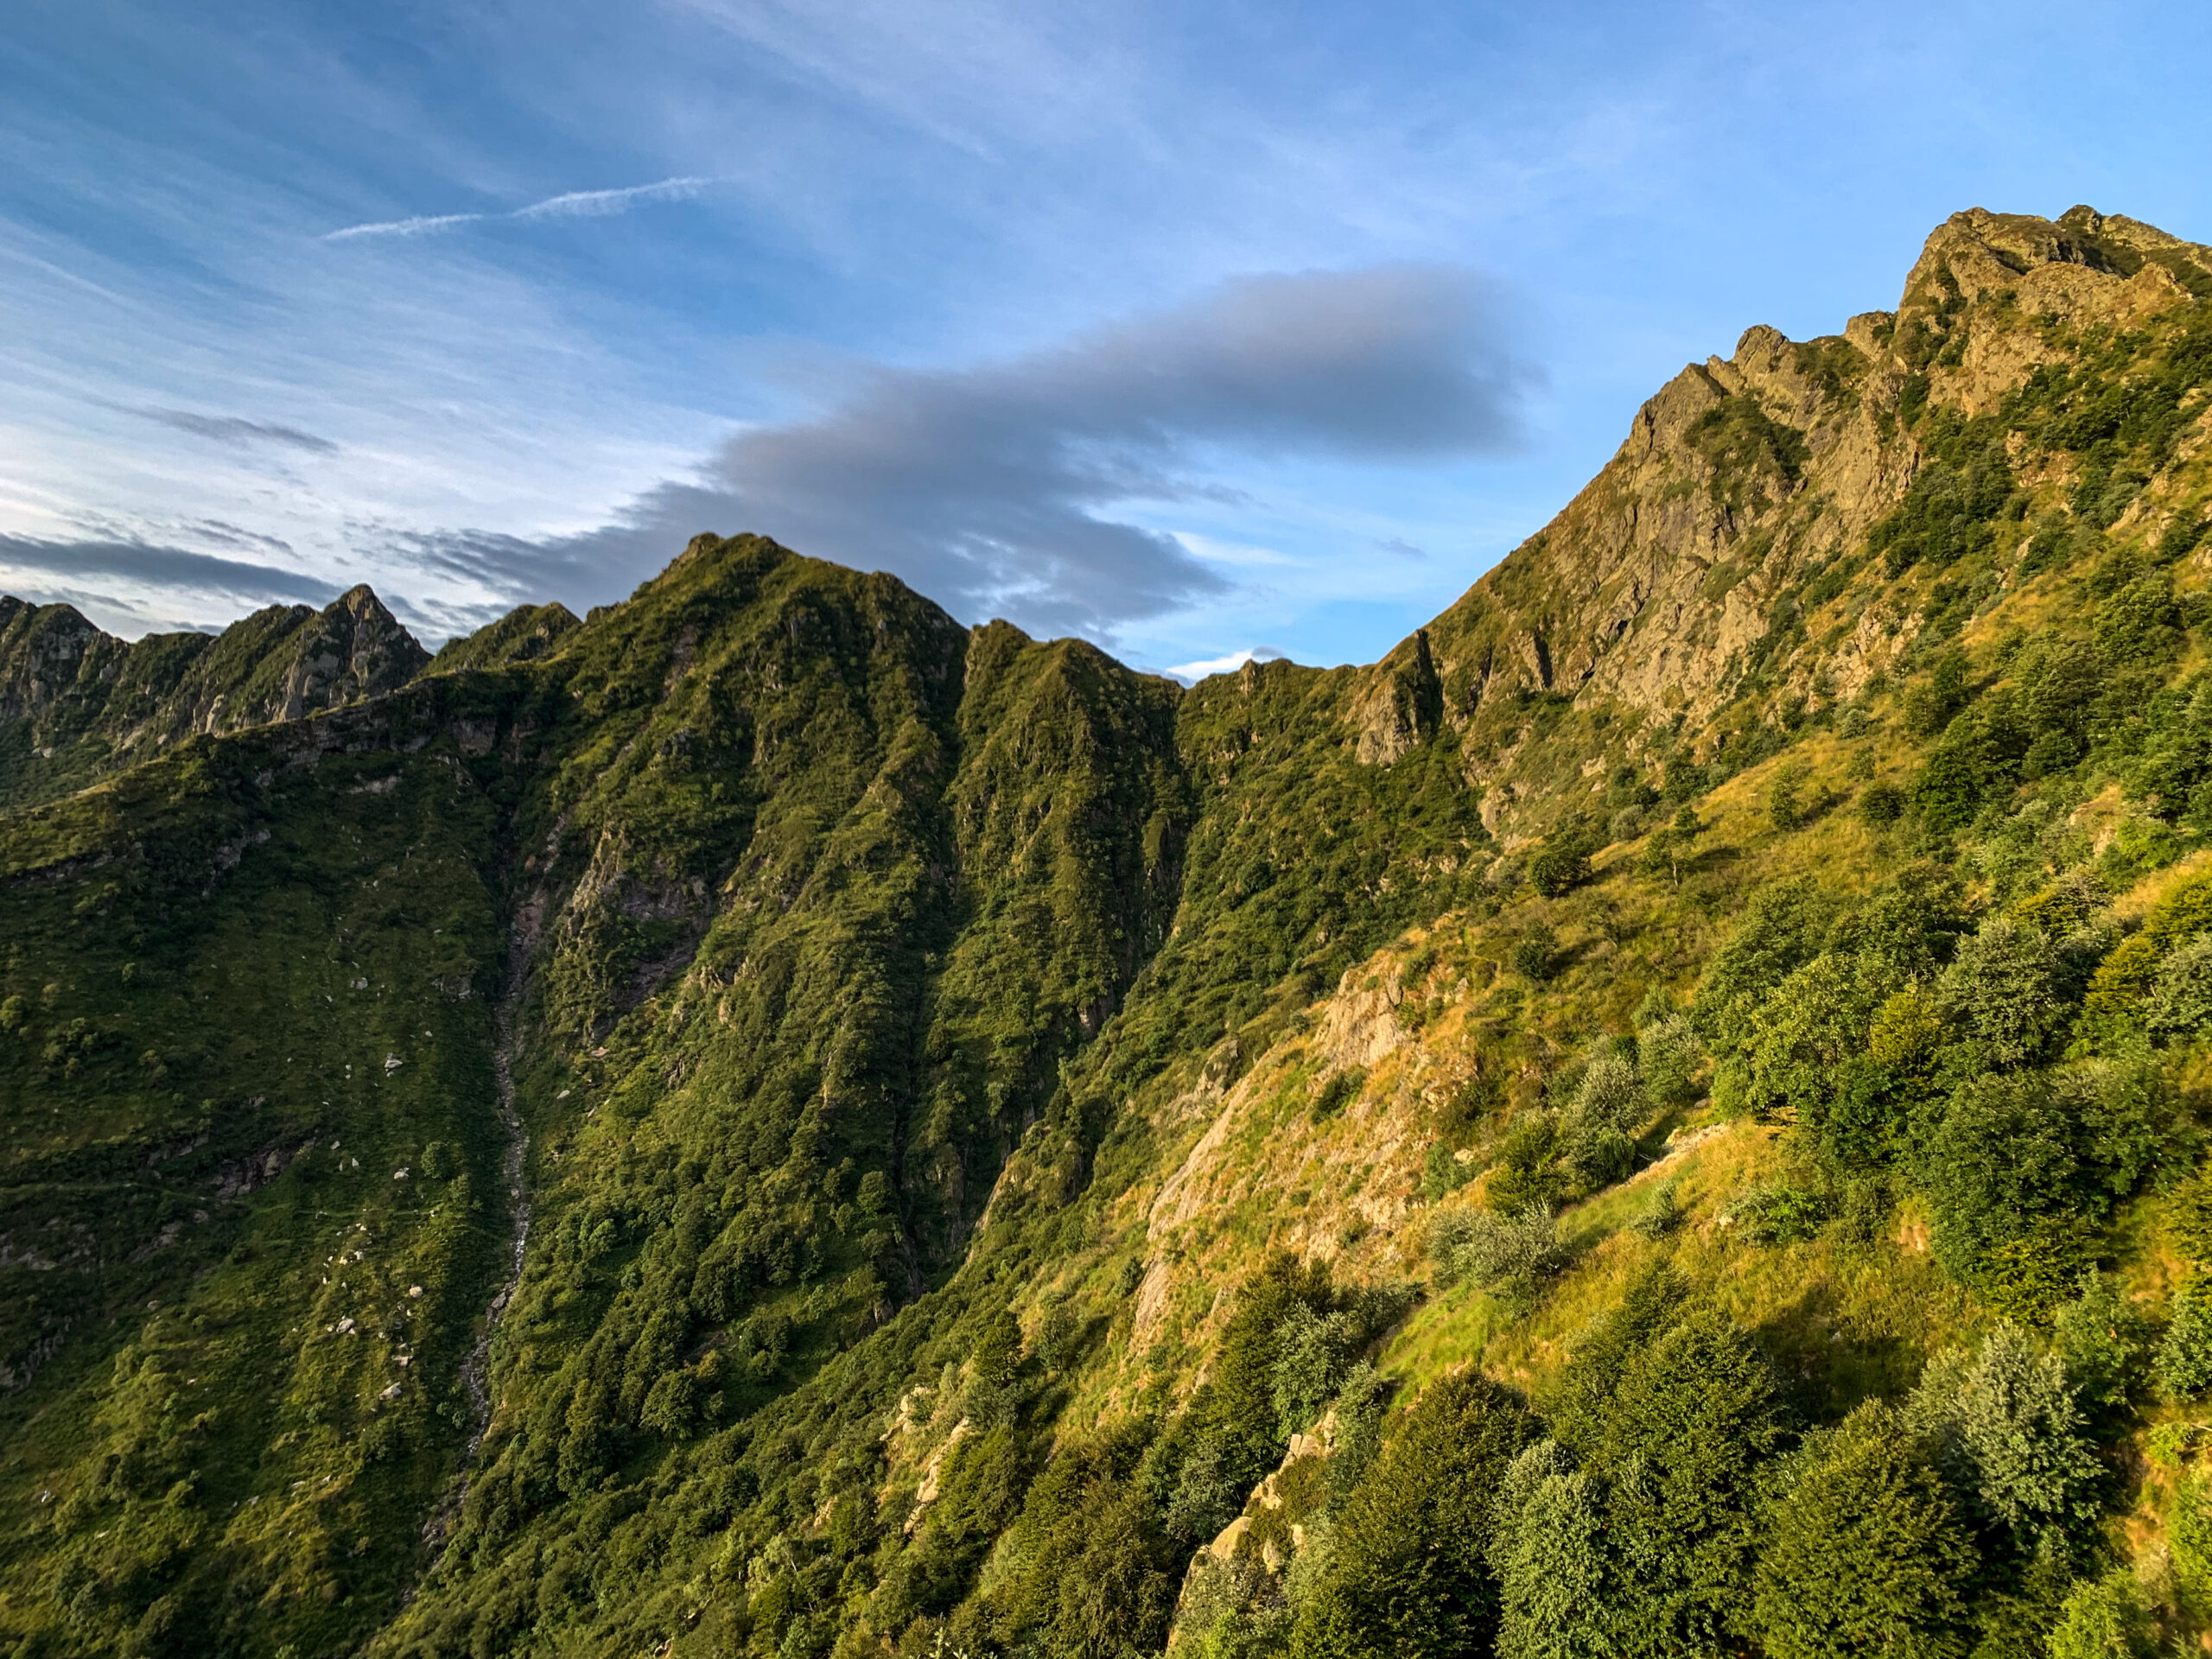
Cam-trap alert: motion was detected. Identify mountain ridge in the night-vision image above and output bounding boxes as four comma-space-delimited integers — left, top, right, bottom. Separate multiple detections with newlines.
3, 204, 2212, 1659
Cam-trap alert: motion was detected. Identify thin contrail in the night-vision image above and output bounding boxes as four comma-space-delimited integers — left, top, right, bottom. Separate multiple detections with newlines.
511, 177, 718, 219
325, 212, 485, 242
324, 178, 722, 242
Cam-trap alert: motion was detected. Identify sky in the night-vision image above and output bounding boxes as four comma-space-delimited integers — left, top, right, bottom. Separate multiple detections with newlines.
2, 1, 2209, 678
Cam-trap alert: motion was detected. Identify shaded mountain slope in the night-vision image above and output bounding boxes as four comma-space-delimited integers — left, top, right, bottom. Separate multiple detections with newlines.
3, 205, 2212, 1658
0, 586, 429, 812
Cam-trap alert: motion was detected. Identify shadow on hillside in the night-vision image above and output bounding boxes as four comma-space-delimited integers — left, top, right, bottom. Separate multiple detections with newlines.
1750, 1279, 1916, 1424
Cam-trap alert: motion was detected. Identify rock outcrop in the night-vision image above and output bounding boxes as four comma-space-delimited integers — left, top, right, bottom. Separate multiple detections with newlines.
1365, 206, 2212, 837
0, 584, 429, 807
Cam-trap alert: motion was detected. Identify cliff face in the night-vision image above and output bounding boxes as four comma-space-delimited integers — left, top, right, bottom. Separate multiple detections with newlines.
0, 583, 430, 808
1358, 206, 2212, 839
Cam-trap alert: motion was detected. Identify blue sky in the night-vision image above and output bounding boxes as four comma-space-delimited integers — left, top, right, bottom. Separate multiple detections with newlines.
2, 0, 2208, 677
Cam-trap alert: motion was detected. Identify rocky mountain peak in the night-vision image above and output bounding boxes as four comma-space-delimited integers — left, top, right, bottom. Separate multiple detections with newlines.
1379, 205, 2212, 840
0, 582, 429, 809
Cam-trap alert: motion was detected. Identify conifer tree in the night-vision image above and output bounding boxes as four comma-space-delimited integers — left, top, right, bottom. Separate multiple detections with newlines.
1751, 1404, 1976, 1659
1288, 1371, 1533, 1659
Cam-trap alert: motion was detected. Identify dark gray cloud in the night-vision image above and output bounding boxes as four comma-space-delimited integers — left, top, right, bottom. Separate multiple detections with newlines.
0, 534, 339, 609
136, 408, 341, 454
412, 264, 1534, 636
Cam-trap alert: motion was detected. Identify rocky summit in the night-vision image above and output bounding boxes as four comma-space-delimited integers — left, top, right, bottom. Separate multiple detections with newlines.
4, 205, 2212, 1658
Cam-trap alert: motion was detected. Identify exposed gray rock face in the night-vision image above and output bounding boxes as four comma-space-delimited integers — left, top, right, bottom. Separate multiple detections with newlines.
0, 585, 429, 808
1344, 206, 2212, 837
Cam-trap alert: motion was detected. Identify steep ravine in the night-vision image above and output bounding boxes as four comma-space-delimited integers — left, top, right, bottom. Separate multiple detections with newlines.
421, 916, 537, 1567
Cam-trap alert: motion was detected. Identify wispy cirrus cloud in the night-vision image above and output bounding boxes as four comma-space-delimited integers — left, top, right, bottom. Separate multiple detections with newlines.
0, 532, 337, 608
325, 176, 725, 241
134, 408, 340, 454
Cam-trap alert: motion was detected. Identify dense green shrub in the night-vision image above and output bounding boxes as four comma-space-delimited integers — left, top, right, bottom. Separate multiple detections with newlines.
1290, 1372, 1534, 1659
2047, 1572, 2159, 1659
1484, 1113, 1565, 1214
1907, 1325, 2101, 1554
2053, 1273, 2152, 1420
1271, 1301, 1368, 1440
1428, 1205, 1568, 1310
1509, 923, 1560, 982
1914, 1073, 2098, 1289
1731, 1182, 1829, 1244
1694, 878, 1842, 1055
1750, 1404, 1974, 1659
1592, 1306, 1789, 1650
1637, 1013, 1705, 1106
1313, 1066, 1365, 1120
1489, 1441, 1613, 1659
2171, 1467, 2212, 1618
2148, 936, 2212, 1044
1904, 651, 1976, 738
1529, 822, 1597, 899
2159, 1277, 2212, 1402
1860, 779, 1908, 824
1929, 918, 2070, 1070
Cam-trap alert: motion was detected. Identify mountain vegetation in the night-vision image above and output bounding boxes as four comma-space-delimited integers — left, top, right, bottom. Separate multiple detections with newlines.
3, 203, 2212, 1657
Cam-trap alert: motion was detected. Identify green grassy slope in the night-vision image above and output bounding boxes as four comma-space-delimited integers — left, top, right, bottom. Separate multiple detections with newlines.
0, 680, 540, 1656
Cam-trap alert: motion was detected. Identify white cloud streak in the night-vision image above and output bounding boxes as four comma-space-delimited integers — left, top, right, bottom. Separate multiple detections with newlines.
325, 177, 722, 241
512, 176, 720, 219
325, 211, 485, 242
1166, 645, 1282, 682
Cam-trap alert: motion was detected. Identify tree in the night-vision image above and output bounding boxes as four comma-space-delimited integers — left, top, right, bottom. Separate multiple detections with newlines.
1717, 949, 1888, 1121
1596, 1306, 1789, 1653
1510, 923, 1560, 983
1637, 804, 1702, 884
2171, 1468, 2212, 1618
1914, 1073, 2094, 1291
1271, 1301, 1365, 1440
1542, 1262, 1688, 1453
2148, 936, 2212, 1045
2047, 1571, 2158, 1659
1907, 1324, 2101, 1554
1489, 1441, 1617, 1659
1289, 1371, 1535, 1659
1750, 1404, 1975, 1659
969, 1307, 1027, 1426
1530, 822, 1597, 899
1482, 1114, 1566, 1215
1637, 1014, 1705, 1107
1693, 878, 1841, 1056
1903, 650, 1974, 738
1769, 760, 1810, 831
1929, 918, 2069, 1071
981, 1429, 1178, 1659
1428, 1205, 1569, 1311
2053, 1274, 2151, 1421
1570, 1048, 1647, 1135
2158, 1275, 2212, 1402
1163, 1257, 1338, 1542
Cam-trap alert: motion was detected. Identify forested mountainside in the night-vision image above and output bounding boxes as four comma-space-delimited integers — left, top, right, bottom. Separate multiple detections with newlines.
3, 202, 2212, 1659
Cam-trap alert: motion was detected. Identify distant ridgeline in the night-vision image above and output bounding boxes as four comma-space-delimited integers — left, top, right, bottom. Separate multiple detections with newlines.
4, 204, 2212, 1658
